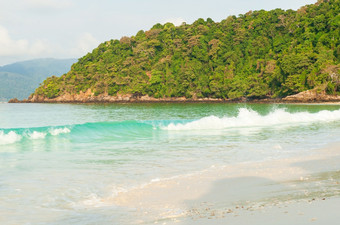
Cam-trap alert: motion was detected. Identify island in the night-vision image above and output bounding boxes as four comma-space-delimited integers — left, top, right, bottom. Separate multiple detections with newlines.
12, 0, 340, 103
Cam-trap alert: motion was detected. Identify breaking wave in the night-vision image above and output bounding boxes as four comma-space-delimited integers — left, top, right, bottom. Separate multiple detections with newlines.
1, 108, 340, 145
0, 126, 72, 146
0, 131, 22, 145
28, 131, 47, 139
49, 127, 71, 136
164, 108, 340, 130
0, 121, 155, 146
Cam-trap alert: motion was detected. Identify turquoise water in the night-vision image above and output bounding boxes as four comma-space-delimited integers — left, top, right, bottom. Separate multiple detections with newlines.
1, 103, 340, 224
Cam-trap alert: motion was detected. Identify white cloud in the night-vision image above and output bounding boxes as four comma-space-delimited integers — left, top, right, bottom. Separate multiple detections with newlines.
163, 18, 186, 26
26, 0, 73, 10
0, 26, 99, 65
71, 33, 100, 56
0, 25, 50, 57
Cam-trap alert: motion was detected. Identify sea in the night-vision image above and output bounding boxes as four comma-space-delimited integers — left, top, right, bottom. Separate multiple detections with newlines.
1, 102, 340, 224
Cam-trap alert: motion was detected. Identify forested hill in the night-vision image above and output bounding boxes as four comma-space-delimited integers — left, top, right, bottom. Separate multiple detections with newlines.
33, 0, 339, 101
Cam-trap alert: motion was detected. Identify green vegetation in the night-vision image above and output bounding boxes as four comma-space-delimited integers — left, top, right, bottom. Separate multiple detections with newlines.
35, 0, 340, 100
0, 58, 76, 100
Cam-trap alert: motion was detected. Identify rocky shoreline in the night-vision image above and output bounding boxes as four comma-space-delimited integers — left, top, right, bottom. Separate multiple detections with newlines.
8, 89, 340, 104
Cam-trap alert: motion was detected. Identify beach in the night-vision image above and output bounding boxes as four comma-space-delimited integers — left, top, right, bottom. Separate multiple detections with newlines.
113, 143, 340, 224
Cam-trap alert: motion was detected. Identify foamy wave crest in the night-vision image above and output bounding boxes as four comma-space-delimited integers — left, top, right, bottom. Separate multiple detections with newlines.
28, 131, 47, 139
164, 108, 340, 130
0, 131, 22, 145
49, 127, 71, 136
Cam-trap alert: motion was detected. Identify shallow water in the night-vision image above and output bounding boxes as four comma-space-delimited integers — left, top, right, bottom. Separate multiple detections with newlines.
1, 103, 340, 224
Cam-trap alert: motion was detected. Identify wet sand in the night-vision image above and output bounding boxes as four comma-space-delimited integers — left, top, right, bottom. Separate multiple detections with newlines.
112, 143, 340, 224
179, 197, 340, 225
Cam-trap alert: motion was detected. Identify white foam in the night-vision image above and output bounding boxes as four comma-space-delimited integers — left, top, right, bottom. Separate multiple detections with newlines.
273, 144, 283, 150
69, 193, 114, 209
164, 108, 340, 131
81, 194, 111, 207
49, 127, 71, 136
28, 131, 47, 139
151, 178, 161, 183
0, 131, 22, 145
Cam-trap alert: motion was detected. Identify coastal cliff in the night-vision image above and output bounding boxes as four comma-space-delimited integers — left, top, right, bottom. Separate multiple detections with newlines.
282, 90, 340, 102
19, 88, 224, 103
16, 0, 340, 103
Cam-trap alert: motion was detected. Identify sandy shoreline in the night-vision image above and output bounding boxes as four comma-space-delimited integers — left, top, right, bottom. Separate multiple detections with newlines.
178, 197, 340, 225
110, 143, 340, 224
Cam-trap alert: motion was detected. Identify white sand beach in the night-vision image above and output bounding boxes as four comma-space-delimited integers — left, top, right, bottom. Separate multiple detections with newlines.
113, 143, 340, 224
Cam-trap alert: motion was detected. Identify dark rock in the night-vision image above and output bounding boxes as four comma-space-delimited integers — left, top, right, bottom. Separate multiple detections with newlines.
8, 98, 19, 103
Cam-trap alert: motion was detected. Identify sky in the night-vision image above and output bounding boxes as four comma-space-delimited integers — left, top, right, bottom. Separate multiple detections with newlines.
0, 0, 316, 66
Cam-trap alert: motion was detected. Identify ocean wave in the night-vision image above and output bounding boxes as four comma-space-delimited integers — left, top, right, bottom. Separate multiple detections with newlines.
0, 130, 22, 145
49, 127, 71, 136
0, 126, 71, 146
27, 131, 47, 139
0, 121, 155, 145
163, 108, 340, 131
1, 108, 340, 145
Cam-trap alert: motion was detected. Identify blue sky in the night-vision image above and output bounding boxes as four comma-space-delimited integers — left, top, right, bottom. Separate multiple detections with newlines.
0, 0, 316, 65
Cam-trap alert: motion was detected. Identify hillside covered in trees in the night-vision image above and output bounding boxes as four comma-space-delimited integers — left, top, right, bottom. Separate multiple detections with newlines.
32, 0, 339, 101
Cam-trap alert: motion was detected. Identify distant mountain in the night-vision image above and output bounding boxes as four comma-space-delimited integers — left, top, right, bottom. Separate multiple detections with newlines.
0, 58, 77, 100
